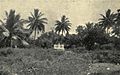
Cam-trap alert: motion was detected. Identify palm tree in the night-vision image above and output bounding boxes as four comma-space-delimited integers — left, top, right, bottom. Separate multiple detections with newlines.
0, 9, 27, 48
55, 15, 71, 36
112, 9, 120, 37
99, 9, 116, 33
26, 9, 47, 40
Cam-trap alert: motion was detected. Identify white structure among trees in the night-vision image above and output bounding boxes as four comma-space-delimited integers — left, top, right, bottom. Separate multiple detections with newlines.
54, 43, 64, 50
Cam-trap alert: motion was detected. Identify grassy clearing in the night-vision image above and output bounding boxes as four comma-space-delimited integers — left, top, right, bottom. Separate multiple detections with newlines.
88, 63, 120, 74
0, 48, 120, 75
0, 48, 90, 75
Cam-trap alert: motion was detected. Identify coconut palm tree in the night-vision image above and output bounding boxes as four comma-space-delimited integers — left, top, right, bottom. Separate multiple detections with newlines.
26, 9, 47, 40
55, 15, 71, 36
99, 9, 116, 33
0, 9, 28, 48
112, 9, 120, 37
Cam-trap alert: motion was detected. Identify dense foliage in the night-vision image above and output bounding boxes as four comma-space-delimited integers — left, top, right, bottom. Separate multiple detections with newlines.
0, 9, 120, 50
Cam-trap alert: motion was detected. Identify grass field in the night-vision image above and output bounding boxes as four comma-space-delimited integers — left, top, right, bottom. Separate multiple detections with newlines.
0, 48, 120, 75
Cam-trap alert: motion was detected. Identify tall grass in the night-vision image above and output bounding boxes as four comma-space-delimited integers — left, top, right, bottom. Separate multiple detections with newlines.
0, 48, 90, 75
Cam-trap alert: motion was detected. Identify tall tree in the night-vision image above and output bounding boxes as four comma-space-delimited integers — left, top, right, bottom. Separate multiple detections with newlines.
27, 9, 47, 40
76, 22, 108, 50
99, 9, 116, 33
0, 9, 27, 47
76, 22, 97, 39
76, 25, 85, 35
55, 15, 71, 36
112, 9, 120, 37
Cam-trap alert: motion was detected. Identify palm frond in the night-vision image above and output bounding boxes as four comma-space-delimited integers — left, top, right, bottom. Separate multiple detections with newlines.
34, 9, 39, 17
38, 24, 45, 32
38, 12, 44, 18
106, 9, 111, 18
100, 14, 106, 19
30, 12, 35, 18
5, 11, 8, 18
14, 14, 20, 23
38, 20, 48, 24
28, 17, 34, 21
39, 18, 48, 21
0, 20, 5, 25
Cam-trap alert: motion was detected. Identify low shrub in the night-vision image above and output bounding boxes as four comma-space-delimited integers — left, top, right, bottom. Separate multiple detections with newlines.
90, 50, 120, 64
100, 43, 115, 50
89, 71, 120, 75
0, 48, 13, 57
67, 47, 86, 53
0, 71, 11, 75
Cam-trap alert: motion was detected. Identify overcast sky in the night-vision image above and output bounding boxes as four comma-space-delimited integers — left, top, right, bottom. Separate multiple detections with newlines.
0, 0, 120, 34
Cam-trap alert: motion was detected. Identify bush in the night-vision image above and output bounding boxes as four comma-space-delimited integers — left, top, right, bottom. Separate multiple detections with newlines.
0, 48, 13, 57
100, 43, 115, 50
90, 50, 120, 64
89, 71, 120, 75
0, 71, 11, 75
69, 47, 86, 53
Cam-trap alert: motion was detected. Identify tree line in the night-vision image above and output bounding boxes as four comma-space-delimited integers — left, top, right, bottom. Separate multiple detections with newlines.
0, 9, 120, 50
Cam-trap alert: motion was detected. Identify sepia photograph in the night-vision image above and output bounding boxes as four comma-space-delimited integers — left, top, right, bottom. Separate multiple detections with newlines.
0, 0, 120, 75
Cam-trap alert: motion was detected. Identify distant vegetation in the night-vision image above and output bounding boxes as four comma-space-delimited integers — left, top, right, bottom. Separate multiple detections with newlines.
0, 9, 120, 50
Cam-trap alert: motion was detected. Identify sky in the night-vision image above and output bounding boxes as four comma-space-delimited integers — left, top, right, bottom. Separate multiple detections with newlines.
0, 0, 120, 34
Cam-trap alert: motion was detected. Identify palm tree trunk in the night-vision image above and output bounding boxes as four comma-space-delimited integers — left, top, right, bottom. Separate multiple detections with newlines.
10, 33, 12, 49
34, 30, 36, 41
62, 30, 64, 36
60, 30, 64, 44
11, 38, 12, 49
34, 29, 37, 47
66, 31, 69, 36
